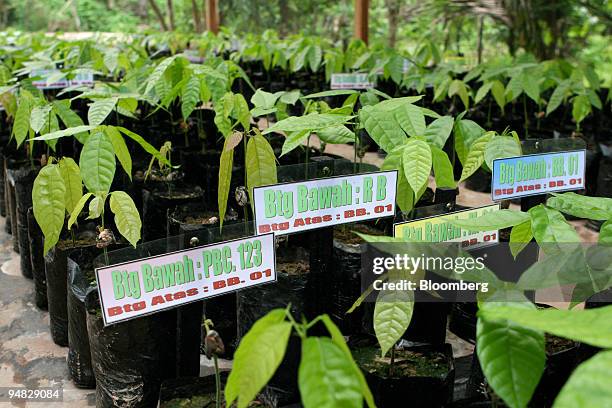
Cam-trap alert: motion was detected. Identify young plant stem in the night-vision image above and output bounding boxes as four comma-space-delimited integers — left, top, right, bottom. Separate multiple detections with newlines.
305, 134, 311, 179
389, 347, 396, 378
203, 317, 221, 408
522, 95, 529, 137
486, 100, 492, 127
101, 208, 109, 265
243, 137, 249, 231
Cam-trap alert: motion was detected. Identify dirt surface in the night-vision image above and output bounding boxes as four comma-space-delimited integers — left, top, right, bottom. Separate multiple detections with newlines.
353, 345, 450, 379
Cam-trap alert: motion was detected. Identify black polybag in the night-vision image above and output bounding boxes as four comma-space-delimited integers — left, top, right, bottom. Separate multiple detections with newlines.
67, 248, 99, 388
13, 166, 37, 279
27, 207, 47, 309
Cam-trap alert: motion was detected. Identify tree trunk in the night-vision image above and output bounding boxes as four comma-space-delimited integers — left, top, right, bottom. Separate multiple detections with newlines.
385, 0, 400, 48
148, 0, 168, 31
278, 0, 290, 36
167, 0, 175, 31
192, 0, 202, 32
477, 16, 484, 64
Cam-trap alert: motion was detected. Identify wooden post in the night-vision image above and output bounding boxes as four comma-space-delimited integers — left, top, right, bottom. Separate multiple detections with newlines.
354, 0, 369, 44
205, 0, 219, 34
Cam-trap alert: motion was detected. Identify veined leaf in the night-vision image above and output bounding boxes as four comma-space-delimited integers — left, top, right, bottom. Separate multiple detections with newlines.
87, 195, 104, 219
251, 88, 281, 109
52, 100, 88, 143
491, 80, 506, 112
181, 74, 200, 120
394, 103, 425, 137
521, 72, 540, 103
232, 93, 251, 130
474, 82, 493, 104
144, 55, 177, 95
31, 125, 95, 141
263, 113, 351, 134
87, 97, 118, 126
459, 132, 493, 181
505, 74, 523, 101
424, 116, 454, 149
431, 146, 456, 188
381, 148, 414, 212
317, 125, 354, 145
218, 136, 235, 228
281, 130, 310, 157
484, 136, 522, 168
448, 79, 470, 109
225, 309, 292, 408
477, 302, 545, 408
374, 289, 414, 357
30, 105, 52, 134
68, 193, 93, 229
449, 209, 530, 230
554, 350, 612, 408
478, 304, 612, 349
116, 126, 170, 167
599, 220, 612, 245
510, 221, 533, 259
298, 337, 363, 408
246, 134, 277, 205
32, 164, 66, 254
58, 157, 82, 215
546, 192, 612, 221
546, 80, 570, 116
12, 93, 33, 147
105, 126, 132, 179
572, 95, 591, 125
110, 191, 141, 247
454, 119, 485, 165
79, 131, 116, 194
528, 205, 580, 249
303, 89, 357, 99
360, 106, 406, 153
402, 138, 432, 193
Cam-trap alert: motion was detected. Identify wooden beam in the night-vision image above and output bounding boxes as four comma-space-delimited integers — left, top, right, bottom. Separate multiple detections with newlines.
205, 0, 219, 34
354, 0, 369, 44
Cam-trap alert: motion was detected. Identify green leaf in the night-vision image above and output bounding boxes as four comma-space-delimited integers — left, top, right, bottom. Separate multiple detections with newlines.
218, 136, 235, 229
12, 94, 32, 147
251, 88, 281, 109
454, 119, 485, 165
116, 126, 170, 167
87, 97, 118, 126
359, 106, 406, 153
521, 72, 540, 103
553, 350, 612, 408
30, 105, 52, 134
402, 138, 432, 193
308, 45, 323, 72
281, 130, 310, 157
449, 209, 530, 230
32, 164, 66, 254
546, 192, 612, 221
53, 100, 88, 143
381, 148, 414, 212
546, 80, 570, 116
491, 80, 506, 112
181, 74, 200, 120
263, 113, 351, 134
246, 134, 277, 205
317, 315, 376, 408
317, 125, 354, 144
510, 221, 532, 259
478, 305, 612, 349
298, 337, 363, 408
484, 136, 522, 168
572, 95, 591, 125
104, 126, 132, 180
87, 195, 104, 220
459, 132, 493, 181
303, 89, 357, 99
505, 74, 523, 101
232, 93, 251, 130
58, 157, 82, 215
31, 125, 95, 141
374, 289, 414, 357
144, 55, 177, 95
110, 191, 141, 247
477, 302, 545, 408
79, 131, 116, 194
225, 309, 292, 408
528, 205, 580, 248
448, 79, 469, 109
599, 220, 612, 244
279, 90, 301, 105
423, 116, 454, 149
431, 146, 456, 188
474, 82, 493, 104
68, 193, 93, 229
394, 103, 425, 137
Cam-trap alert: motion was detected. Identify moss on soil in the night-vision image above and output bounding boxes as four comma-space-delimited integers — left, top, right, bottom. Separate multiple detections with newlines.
333, 224, 385, 245
353, 345, 449, 379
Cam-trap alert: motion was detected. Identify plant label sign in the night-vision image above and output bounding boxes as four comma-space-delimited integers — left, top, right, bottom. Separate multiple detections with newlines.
393, 204, 501, 249
30, 69, 94, 90
96, 233, 276, 326
330, 73, 375, 89
491, 150, 586, 201
253, 170, 397, 236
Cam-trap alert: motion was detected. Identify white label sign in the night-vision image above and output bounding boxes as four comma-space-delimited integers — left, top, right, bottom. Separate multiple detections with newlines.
31, 69, 94, 90
491, 150, 586, 201
253, 171, 397, 236
331, 73, 375, 90
96, 233, 276, 326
